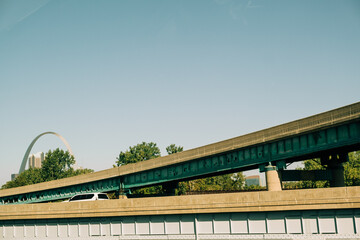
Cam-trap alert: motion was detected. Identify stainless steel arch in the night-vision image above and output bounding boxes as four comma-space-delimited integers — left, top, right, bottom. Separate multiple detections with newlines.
19, 132, 74, 174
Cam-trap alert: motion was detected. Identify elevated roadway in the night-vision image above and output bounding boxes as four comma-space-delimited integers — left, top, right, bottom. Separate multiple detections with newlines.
1, 187, 360, 239
1, 102, 360, 204
1, 186, 360, 220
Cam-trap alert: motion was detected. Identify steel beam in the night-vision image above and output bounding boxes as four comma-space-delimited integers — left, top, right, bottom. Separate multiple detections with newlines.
1, 178, 120, 205
281, 170, 332, 181
123, 122, 360, 189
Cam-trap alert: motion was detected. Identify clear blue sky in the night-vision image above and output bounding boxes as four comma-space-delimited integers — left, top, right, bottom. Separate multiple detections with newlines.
0, 0, 359, 186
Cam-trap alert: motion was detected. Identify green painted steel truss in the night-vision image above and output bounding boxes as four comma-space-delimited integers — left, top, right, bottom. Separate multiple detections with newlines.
1, 178, 120, 205
1, 121, 360, 205
123, 121, 360, 189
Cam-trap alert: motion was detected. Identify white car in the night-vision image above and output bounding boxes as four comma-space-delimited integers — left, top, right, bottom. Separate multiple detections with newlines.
65, 193, 109, 202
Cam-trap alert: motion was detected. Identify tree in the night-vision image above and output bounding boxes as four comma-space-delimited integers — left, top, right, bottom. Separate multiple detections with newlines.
115, 142, 169, 195
1, 168, 43, 189
166, 144, 183, 155
344, 151, 360, 186
115, 142, 161, 167
1, 148, 93, 189
41, 148, 76, 181
180, 172, 245, 193
115, 143, 185, 195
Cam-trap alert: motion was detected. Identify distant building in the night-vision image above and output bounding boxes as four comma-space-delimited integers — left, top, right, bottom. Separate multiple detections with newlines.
11, 150, 83, 181
245, 175, 262, 186
28, 152, 45, 169
11, 174, 18, 181
72, 163, 83, 171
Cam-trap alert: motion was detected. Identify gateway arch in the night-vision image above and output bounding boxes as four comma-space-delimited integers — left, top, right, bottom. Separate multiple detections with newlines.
19, 132, 74, 174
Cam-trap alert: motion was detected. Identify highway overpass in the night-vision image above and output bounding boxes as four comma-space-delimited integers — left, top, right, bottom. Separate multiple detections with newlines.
1, 186, 360, 239
1, 102, 360, 204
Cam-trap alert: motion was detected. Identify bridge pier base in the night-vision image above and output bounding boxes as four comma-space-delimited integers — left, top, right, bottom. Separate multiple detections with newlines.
264, 165, 282, 191
117, 179, 128, 199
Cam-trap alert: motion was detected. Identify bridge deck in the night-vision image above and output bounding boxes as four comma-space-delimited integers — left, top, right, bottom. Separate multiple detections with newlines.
1, 186, 360, 220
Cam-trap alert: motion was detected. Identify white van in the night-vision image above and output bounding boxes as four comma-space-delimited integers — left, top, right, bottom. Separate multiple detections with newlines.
65, 193, 109, 202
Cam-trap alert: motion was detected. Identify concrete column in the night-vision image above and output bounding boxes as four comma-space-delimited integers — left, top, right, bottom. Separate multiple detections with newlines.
265, 165, 282, 191
163, 181, 179, 196
117, 180, 128, 199
328, 156, 345, 188
322, 153, 347, 187
330, 165, 345, 187
118, 195, 128, 199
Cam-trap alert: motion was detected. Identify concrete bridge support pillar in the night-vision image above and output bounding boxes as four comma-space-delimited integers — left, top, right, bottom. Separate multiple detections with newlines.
330, 164, 345, 187
323, 153, 347, 188
265, 165, 282, 191
117, 179, 128, 199
163, 181, 179, 196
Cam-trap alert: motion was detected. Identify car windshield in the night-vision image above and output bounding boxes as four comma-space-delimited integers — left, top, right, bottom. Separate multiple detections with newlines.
98, 194, 108, 199
69, 194, 94, 201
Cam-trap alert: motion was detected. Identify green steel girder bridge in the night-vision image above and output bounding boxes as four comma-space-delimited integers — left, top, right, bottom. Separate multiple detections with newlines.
1, 102, 360, 205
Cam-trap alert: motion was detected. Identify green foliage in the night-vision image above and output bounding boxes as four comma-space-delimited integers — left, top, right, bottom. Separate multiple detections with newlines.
301, 158, 329, 188
116, 142, 161, 167
1, 148, 93, 189
166, 144, 183, 155
1, 168, 44, 189
73, 168, 94, 176
282, 181, 303, 190
132, 185, 164, 195
243, 184, 266, 191
181, 173, 245, 193
41, 148, 76, 181
116, 142, 181, 195
303, 158, 325, 170
344, 151, 360, 186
